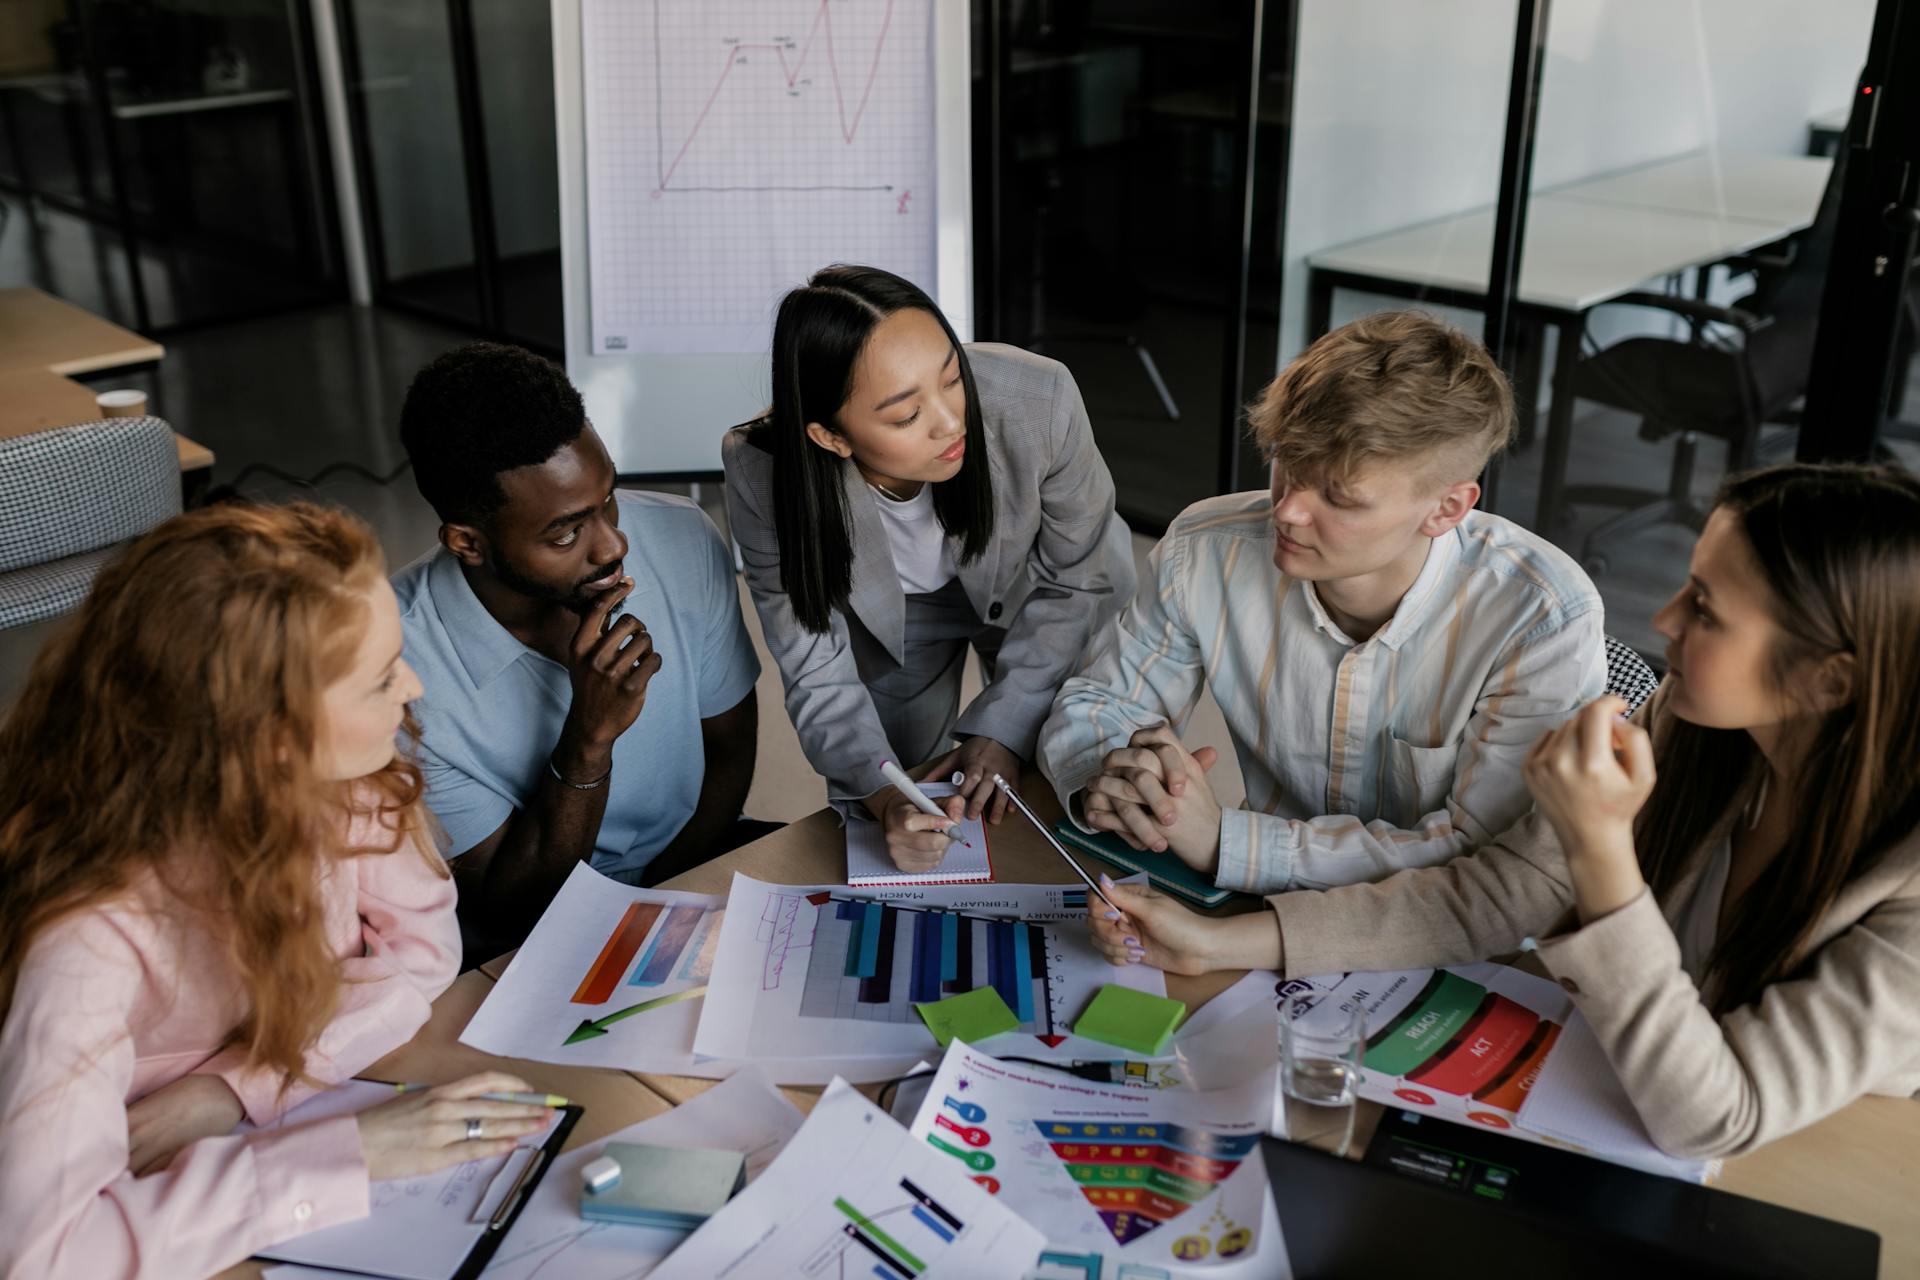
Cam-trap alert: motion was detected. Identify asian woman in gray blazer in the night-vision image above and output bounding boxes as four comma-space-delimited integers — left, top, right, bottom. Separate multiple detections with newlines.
722, 265, 1134, 871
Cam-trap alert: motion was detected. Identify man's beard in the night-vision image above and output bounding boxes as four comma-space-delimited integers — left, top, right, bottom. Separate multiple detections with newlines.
488, 551, 620, 616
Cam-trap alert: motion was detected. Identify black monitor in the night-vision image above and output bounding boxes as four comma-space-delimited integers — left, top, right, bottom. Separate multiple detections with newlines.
1262, 1108, 1879, 1279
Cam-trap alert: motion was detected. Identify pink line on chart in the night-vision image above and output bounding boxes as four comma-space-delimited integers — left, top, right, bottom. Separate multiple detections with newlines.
657, 0, 897, 192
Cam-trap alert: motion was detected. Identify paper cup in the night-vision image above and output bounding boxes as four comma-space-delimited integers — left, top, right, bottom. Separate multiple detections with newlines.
96, 389, 147, 418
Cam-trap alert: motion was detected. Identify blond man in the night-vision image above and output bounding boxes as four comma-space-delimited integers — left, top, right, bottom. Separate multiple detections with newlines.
1039, 312, 1604, 894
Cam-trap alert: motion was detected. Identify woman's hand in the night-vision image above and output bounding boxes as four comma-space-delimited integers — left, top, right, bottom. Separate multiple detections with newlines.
1522, 696, 1655, 921
921, 737, 1022, 823
867, 785, 967, 872
354, 1072, 554, 1182
126, 1073, 246, 1176
1085, 875, 1279, 976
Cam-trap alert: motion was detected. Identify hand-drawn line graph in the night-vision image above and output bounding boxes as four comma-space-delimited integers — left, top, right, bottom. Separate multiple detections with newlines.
652, 0, 897, 194
582, 0, 934, 353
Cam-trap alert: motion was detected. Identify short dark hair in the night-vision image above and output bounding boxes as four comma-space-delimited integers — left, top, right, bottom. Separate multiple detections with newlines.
748, 264, 993, 633
399, 342, 586, 525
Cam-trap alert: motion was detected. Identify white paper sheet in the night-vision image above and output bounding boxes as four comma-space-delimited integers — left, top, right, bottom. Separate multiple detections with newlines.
910, 1042, 1277, 1272
248, 1081, 558, 1280
479, 1065, 807, 1279
1281, 962, 1713, 1182
657, 1079, 1047, 1277
692, 873, 1171, 1083
459, 864, 725, 1072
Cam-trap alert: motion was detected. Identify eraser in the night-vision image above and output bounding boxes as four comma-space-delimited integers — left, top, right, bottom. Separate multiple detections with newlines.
582, 1155, 622, 1194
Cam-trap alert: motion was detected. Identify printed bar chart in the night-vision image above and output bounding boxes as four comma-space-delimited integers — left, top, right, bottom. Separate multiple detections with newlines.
802, 899, 1057, 1033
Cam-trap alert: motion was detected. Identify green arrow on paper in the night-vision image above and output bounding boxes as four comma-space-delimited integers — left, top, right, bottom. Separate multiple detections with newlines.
564, 985, 709, 1045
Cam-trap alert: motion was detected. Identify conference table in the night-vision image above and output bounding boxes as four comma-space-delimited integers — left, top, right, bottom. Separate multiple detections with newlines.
1305, 150, 1833, 531
223, 780, 1917, 1278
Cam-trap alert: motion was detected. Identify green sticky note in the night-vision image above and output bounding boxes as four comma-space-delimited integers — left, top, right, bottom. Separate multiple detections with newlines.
1073, 985, 1188, 1056
915, 986, 1020, 1048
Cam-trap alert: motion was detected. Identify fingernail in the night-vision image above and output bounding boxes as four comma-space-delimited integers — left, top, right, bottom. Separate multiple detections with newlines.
1160, 812, 1173, 823
1102, 911, 1120, 920
1099, 874, 1114, 887
1153, 842, 1168, 853
1123, 937, 1139, 947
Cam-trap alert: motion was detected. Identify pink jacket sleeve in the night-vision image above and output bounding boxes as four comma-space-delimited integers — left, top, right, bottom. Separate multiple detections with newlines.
204, 828, 461, 1122
0, 915, 370, 1280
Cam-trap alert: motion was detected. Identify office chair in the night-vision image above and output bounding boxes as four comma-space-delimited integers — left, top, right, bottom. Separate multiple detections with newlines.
1541, 154, 1844, 575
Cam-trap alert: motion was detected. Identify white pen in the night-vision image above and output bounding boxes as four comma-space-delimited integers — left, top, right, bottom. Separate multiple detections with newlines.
878, 759, 969, 845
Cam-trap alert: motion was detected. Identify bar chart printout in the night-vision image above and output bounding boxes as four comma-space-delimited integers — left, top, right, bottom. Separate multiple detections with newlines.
655, 1081, 1046, 1278
459, 864, 723, 1072
692, 876, 1172, 1082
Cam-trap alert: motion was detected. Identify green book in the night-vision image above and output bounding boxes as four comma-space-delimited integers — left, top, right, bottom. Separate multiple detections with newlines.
1073, 984, 1188, 1056
579, 1142, 746, 1229
1051, 821, 1244, 909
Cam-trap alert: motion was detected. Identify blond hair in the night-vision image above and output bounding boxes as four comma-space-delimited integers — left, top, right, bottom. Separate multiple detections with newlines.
1249, 311, 1514, 492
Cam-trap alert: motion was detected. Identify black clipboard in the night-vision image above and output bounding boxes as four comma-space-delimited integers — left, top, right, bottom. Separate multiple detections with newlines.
252, 1093, 583, 1280
455, 1102, 583, 1280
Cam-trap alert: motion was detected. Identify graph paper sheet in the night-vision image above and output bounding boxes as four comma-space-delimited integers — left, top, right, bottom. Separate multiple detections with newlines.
582, 0, 936, 355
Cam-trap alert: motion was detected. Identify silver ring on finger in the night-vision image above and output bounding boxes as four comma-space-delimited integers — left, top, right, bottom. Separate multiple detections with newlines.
466, 1117, 484, 1141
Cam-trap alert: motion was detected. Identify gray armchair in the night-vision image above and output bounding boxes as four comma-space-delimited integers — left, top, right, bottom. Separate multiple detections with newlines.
0, 416, 182, 629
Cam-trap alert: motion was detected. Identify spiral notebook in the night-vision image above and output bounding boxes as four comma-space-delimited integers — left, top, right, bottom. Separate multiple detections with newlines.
845, 783, 994, 885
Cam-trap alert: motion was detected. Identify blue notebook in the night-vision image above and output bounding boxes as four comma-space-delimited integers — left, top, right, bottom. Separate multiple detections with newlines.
579, 1142, 746, 1229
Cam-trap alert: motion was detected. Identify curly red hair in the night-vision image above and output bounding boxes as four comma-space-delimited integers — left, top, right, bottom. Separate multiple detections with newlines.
0, 501, 442, 1087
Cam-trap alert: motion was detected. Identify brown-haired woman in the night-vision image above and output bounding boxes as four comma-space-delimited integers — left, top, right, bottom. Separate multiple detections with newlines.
0, 502, 554, 1278
1087, 462, 1920, 1158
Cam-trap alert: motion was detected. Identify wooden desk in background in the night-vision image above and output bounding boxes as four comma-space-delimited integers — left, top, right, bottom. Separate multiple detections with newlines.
0, 287, 213, 479
223, 784, 1918, 1277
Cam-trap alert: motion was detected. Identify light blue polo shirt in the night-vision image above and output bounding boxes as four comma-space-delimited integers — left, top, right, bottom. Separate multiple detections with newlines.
393, 491, 760, 883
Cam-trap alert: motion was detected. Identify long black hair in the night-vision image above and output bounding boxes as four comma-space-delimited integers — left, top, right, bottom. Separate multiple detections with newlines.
747, 264, 994, 633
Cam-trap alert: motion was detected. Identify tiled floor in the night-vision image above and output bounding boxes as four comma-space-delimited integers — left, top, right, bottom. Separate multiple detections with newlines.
2, 290, 1914, 825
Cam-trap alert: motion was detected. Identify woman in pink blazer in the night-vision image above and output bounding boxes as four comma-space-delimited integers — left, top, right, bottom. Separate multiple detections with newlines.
0, 503, 553, 1279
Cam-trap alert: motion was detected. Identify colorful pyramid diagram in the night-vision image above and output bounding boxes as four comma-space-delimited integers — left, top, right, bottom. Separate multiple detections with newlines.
1036, 1118, 1259, 1247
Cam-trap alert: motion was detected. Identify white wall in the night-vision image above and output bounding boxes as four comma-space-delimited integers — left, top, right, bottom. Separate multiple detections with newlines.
1278, 0, 1875, 368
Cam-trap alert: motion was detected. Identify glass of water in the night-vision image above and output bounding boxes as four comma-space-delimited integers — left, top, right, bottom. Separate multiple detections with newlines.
1278, 994, 1364, 1156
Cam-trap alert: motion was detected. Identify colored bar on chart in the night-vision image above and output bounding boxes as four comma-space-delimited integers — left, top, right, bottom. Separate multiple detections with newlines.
910, 1205, 954, 1242
844, 903, 866, 977
1028, 923, 1054, 1035
872, 1267, 902, 1280
860, 906, 898, 1003
988, 921, 1019, 1015
1011, 919, 1035, 1022
835, 1197, 925, 1275
571, 901, 661, 1005
901, 1178, 963, 1232
856, 902, 884, 979
909, 911, 938, 1004
940, 913, 958, 983
949, 915, 974, 993
629, 906, 703, 987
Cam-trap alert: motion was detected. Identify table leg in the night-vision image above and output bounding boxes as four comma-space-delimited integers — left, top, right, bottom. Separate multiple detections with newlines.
1535, 315, 1582, 537
1514, 316, 1544, 449
1308, 270, 1334, 343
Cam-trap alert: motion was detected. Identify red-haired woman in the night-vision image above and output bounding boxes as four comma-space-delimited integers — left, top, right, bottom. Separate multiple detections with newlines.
0, 503, 553, 1278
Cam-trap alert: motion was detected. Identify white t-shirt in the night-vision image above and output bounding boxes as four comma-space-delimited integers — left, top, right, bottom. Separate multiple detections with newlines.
869, 482, 958, 595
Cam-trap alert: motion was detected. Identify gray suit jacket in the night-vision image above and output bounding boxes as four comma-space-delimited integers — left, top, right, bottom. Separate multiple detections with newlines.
1270, 680, 1920, 1160
722, 343, 1135, 810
